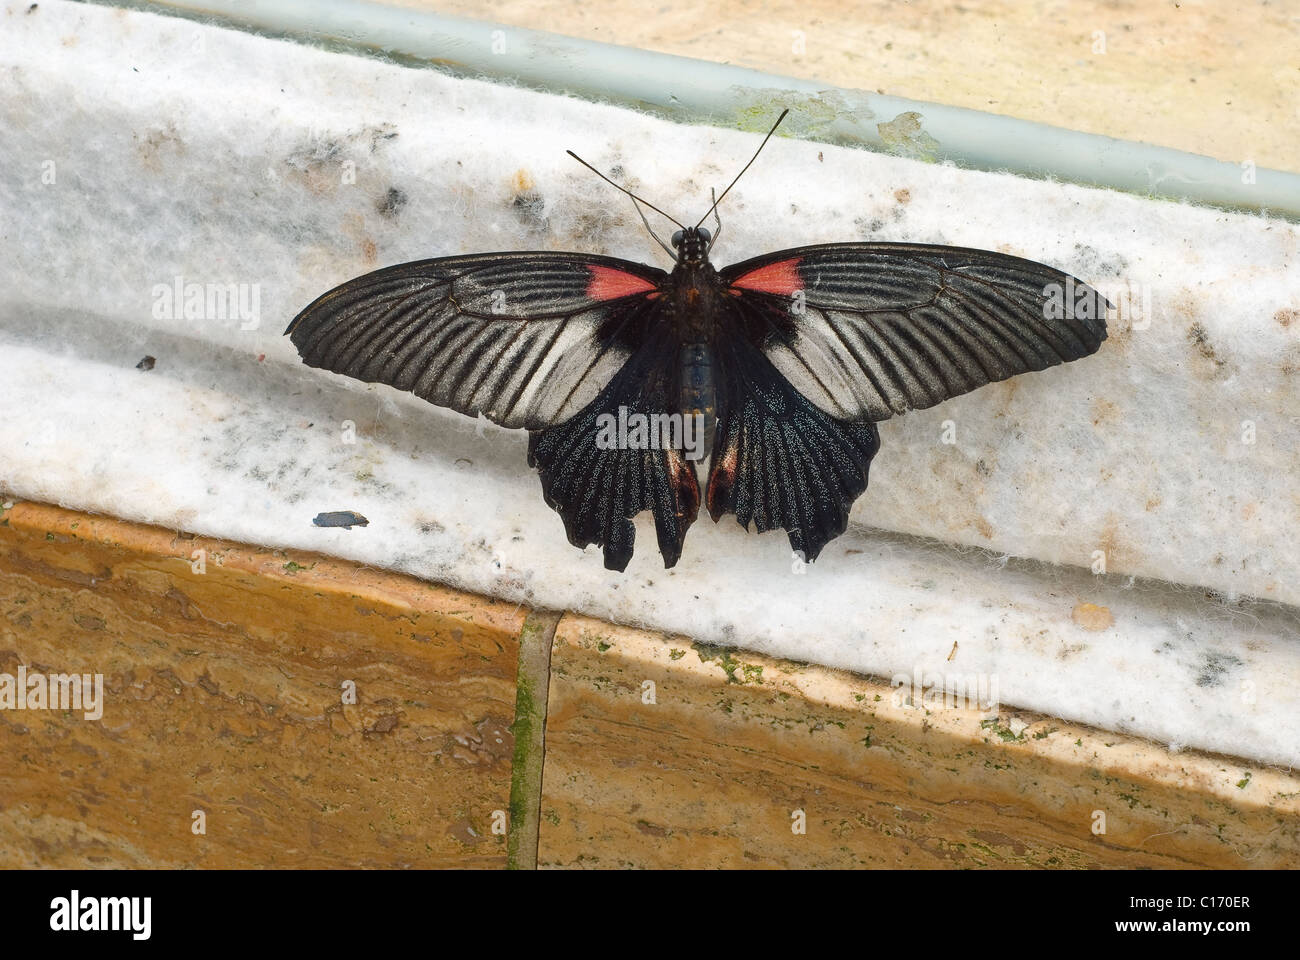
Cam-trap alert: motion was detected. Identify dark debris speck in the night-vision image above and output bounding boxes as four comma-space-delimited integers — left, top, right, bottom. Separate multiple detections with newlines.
313, 511, 369, 529
377, 186, 408, 219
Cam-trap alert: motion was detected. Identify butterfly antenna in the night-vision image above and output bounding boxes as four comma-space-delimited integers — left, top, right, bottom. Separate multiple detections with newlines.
695, 108, 789, 229
630, 197, 676, 258
566, 149, 686, 236
705, 187, 722, 253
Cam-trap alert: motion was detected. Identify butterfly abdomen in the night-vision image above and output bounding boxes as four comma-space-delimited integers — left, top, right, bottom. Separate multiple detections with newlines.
678, 342, 716, 463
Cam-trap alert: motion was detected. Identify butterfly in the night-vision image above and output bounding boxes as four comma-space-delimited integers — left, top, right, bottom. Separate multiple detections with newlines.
286, 111, 1109, 572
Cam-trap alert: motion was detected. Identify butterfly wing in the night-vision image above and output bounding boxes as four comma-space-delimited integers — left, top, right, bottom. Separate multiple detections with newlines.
705, 242, 1110, 560
287, 252, 697, 570
528, 324, 701, 572
718, 243, 1110, 422
286, 253, 667, 429
705, 334, 880, 562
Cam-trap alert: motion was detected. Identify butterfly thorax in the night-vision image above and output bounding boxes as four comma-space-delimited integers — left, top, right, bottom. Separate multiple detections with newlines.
667, 259, 723, 342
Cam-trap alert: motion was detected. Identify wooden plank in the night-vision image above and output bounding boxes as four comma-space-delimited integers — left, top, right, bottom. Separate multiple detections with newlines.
539, 614, 1300, 868
0, 502, 525, 868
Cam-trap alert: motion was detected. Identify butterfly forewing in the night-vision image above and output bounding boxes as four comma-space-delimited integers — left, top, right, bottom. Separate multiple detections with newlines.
286, 253, 666, 430
720, 243, 1110, 423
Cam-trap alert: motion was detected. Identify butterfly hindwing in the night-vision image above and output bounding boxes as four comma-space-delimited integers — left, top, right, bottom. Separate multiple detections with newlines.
286, 253, 666, 429
706, 334, 881, 563
720, 243, 1110, 422
528, 327, 700, 571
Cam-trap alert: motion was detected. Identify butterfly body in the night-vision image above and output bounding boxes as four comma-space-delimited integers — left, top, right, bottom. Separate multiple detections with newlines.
664, 227, 726, 461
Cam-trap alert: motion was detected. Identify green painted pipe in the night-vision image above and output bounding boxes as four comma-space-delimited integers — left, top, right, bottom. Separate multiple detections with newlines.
93, 0, 1300, 219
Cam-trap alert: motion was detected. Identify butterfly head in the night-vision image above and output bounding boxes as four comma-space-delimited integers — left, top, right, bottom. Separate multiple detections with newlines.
671, 227, 712, 265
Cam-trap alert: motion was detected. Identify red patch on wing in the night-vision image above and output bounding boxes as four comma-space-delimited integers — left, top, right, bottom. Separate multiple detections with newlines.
587, 265, 657, 301
666, 450, 701, 523
705, 444, 738, 521
730, 258, 802, 295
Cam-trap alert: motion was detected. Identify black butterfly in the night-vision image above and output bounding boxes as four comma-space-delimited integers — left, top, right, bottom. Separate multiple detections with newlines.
286, 112, 1109, 572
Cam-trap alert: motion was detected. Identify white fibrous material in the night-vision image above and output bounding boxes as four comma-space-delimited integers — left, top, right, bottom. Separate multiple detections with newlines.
1, 1, 1297, 766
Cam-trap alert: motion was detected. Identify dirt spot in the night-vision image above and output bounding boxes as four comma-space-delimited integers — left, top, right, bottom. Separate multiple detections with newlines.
1071, 603, 1113, 632
1187, 321, 1215, 358
1185, 321, 1230, 379
376, 186, 407, 219
136, 126, 185, 174
893, 187, 911, 205
446, 716, 513, 766
1090, 397, 1119, 426
1275, 307, 1298, 329
1096, 514, 1138, 569
1195, 650, 1243, 688
512, 169, 535, 194
511, 168, 545, 228
339, 213, 377, 265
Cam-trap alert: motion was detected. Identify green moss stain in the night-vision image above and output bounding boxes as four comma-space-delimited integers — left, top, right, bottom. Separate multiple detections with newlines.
508, 670, 537, 848
506, 613, 559, 870
980, 717, 1025, 743
876, 111, 940, 162
692, 640, 764, 685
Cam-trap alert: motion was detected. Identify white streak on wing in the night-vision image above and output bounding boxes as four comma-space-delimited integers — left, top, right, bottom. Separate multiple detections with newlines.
764, 309, 866, 420
516, 321, 627, 428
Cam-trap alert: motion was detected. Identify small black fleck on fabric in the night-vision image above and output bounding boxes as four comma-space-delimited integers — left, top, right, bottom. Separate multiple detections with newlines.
1195, 650, 1243, 688
313, 510, 369, 529
377, 186, 408, 219
513, 190, 545, 227
136, 355, 156, 371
